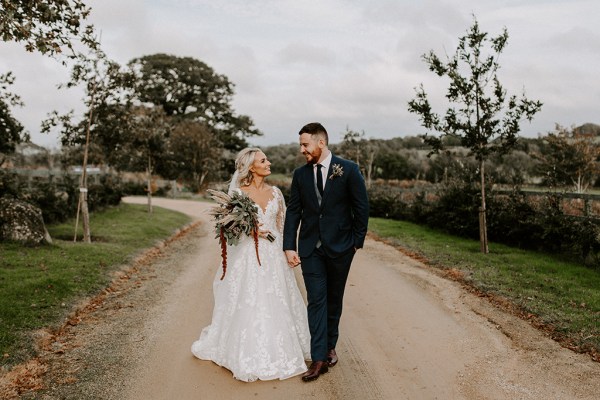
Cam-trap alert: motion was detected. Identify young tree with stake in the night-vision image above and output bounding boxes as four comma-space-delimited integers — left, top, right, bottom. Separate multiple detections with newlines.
408, 17, 542, 253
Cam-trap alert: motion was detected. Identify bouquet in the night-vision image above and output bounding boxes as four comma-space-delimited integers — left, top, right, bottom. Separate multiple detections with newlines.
206, 189, 262, 280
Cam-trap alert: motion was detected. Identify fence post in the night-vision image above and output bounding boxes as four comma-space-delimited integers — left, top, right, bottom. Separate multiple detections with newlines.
585, 198, 592, 217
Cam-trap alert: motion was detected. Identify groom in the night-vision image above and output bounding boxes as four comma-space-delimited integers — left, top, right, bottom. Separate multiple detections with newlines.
283, 122, 369, 382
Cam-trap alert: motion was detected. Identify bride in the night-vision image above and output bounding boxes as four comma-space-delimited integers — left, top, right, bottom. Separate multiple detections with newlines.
191, 147, 311, 382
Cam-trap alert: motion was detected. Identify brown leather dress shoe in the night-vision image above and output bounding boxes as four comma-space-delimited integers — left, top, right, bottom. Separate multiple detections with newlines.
327, 348, 338, 367
301, 361, 329, 382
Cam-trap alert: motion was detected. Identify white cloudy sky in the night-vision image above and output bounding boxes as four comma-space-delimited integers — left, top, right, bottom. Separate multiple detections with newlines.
1, 0, 599, 149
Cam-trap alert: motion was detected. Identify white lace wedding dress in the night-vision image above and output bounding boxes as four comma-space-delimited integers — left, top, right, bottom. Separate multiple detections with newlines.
191, 187, 310, 382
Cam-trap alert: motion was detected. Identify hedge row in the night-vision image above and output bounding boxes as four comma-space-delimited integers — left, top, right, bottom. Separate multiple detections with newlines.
0, 170, 124, 224
368, 183, 600, 267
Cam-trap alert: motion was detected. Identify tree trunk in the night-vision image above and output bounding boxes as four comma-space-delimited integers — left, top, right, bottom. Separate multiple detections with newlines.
479, 159, 489, 253
75, 82, 96, 243
198, 170, 208, 190
80, 189, 91, 243
366, 149, 375, 189
147, 153, 153, 214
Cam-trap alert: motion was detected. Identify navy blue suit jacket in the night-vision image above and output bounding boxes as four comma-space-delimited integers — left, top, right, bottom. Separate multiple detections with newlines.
283, 154, 369, 258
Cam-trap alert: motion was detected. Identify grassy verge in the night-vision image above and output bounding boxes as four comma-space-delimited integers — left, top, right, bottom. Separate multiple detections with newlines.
0, 203, 191, 366
369, 217, 600, 360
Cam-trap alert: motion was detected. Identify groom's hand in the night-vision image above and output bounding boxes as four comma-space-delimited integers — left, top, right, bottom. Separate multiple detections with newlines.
285, 250, 301, 268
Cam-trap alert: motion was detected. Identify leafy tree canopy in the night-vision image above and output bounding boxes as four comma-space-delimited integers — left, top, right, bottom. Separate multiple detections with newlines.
408, 16, 542, 161
164, 120, 223, 190
0, 0, 98, 57
573, 123, 600, 136
128, 53, 261, 151
42, 48, 133, 155
407, 16, 543, 253
0, 72, 28, 159
534, 124, 600, 193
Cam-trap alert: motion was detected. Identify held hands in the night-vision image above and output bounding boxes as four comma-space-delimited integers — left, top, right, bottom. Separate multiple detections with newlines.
285, 250, 301, 268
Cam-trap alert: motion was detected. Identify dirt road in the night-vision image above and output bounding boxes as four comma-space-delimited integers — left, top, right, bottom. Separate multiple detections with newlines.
31, 197, 600, 399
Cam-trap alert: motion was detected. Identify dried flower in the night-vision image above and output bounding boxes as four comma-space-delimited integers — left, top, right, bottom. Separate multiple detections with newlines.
207, 189, 261, 279
329, 163, 344, 180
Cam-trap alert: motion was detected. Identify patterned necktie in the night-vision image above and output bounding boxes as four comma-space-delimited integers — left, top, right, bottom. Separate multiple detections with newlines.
316, 164, 324, 197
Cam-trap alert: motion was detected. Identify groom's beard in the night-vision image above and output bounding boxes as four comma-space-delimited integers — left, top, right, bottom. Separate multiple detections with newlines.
303, 148, 322, 165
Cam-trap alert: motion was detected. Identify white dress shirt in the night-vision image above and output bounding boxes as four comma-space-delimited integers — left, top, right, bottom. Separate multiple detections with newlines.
314, 151, 332, 193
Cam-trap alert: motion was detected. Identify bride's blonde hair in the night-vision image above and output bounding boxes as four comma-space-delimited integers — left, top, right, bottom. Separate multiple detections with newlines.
234, 147, 262, 187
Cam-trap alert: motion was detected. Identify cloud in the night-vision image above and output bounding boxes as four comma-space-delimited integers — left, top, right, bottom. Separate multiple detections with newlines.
1, 0, 600, 148
277, 43, 336, 67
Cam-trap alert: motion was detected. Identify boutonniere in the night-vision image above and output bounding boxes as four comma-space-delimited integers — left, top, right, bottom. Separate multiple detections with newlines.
329, 163, 344, 180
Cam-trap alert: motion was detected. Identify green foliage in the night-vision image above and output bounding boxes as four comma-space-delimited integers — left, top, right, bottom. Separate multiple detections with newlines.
43, 52, 262, 190
486, 189, 538, 248
371, 151, 412, 180
408, 16, 542, 160
258, 122, 600, 190
41, 48, 132, 149
366, 185, 409, 220
128, 53, 261, 152
533, 124, 600, 193
161, 120, 223, 191
122, 106, 172, 180
0, 72, 27, 160
407, 16, 542, 252
427, 181, 481, 238
120, 180, 171, 197
0, 0, 98, 57
574, 123, 600, 136
263, 143, 305, 175
207, 189, 260, 246
0, 203, 191, 365
368, 181, 600, 267
0, 170, 124, 224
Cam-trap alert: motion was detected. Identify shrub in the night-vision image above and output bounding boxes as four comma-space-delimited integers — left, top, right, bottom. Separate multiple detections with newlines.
425, 182, 480, 238
0, 171, 124, 225
487, 189, 539, 248
369, 180, 600, 267
121, 180, 172, 197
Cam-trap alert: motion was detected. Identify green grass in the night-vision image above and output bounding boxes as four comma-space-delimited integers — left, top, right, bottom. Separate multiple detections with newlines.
0, 203, 191, 366
369, 217, 600, 357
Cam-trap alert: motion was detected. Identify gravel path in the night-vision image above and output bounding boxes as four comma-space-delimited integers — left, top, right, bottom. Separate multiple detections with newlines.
8, 196, 599, 399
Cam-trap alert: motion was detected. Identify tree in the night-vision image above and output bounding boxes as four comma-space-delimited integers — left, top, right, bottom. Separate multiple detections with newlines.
408, 16, 542, 253
128, 54, 261, 151
573, 123, 600, 136
42, 48, 130, 241
373, 151, 410, 180
490, 150, 535, 185
82, 103, 138, 170
0, 72, 28, 166
165, 120, 222, 192
125, 106, 171, 213
534, 125, 600, 193
338, 127, 377, 187
0, 0, 97, 58
262, 143, 305, 175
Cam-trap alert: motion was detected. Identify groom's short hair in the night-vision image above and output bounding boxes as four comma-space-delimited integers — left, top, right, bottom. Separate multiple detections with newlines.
299, 122, 328, 145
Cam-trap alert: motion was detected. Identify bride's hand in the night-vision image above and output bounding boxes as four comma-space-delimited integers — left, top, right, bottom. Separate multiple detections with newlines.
257, 228, 275, 242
